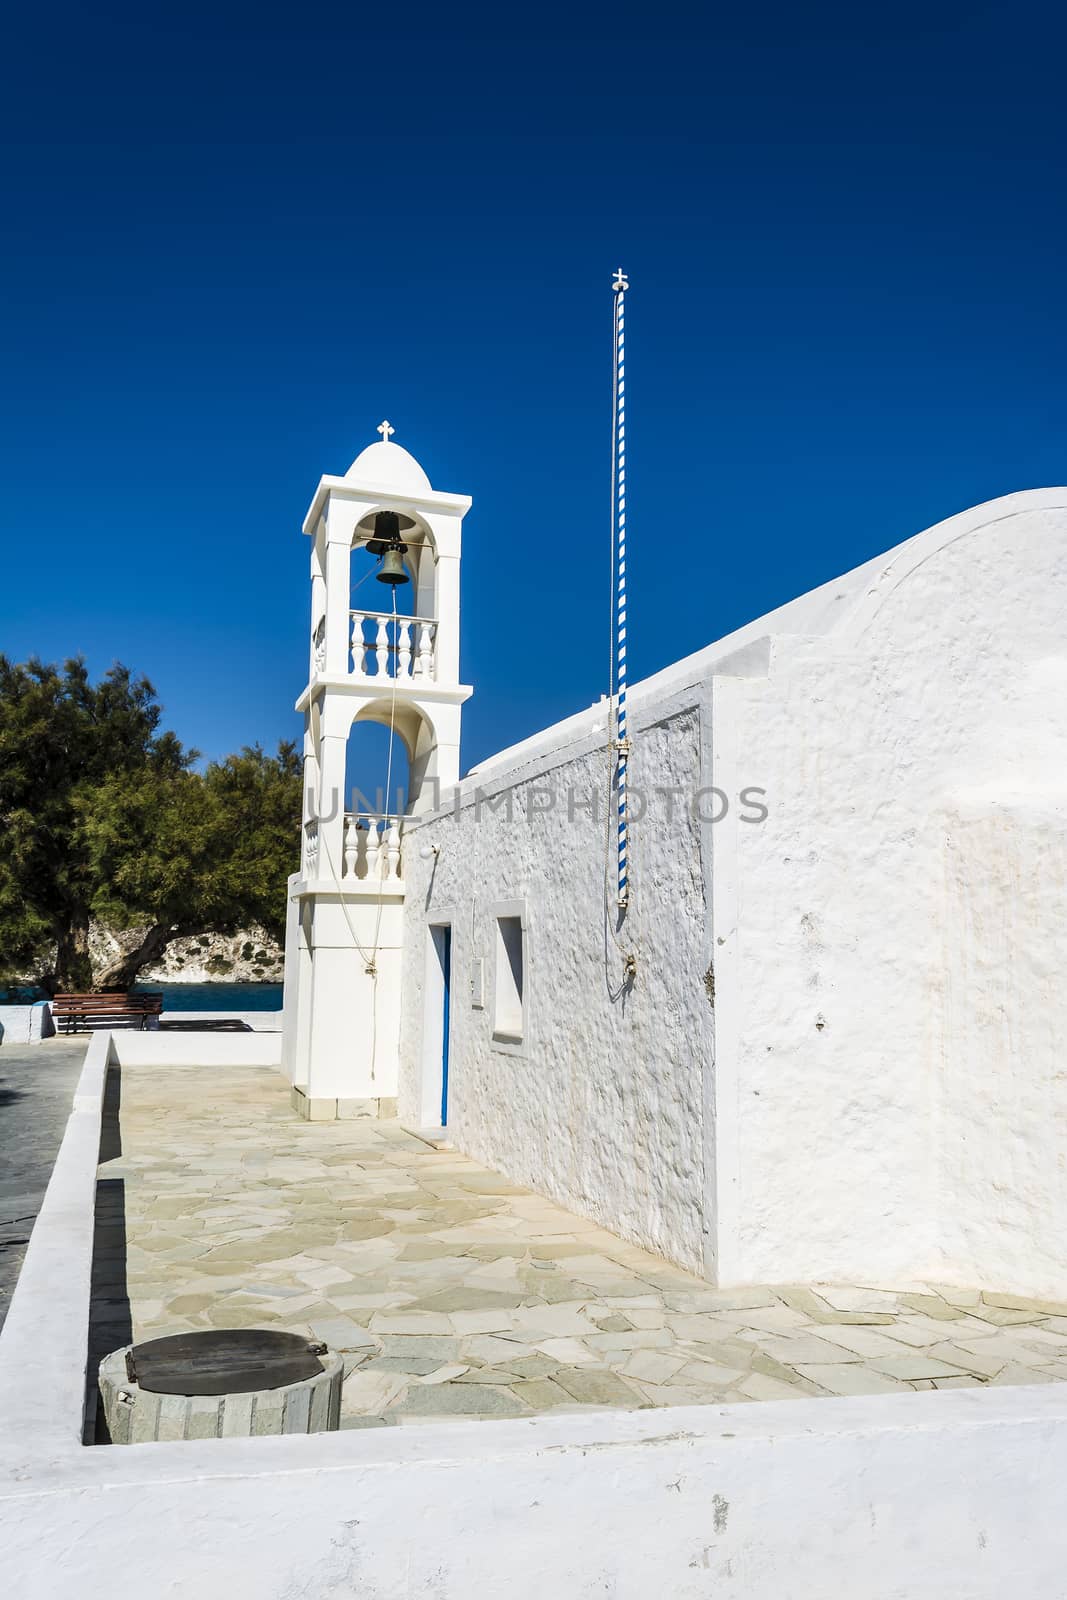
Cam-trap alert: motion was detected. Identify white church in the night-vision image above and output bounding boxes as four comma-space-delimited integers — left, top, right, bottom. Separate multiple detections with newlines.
281, 429, 1067, 1304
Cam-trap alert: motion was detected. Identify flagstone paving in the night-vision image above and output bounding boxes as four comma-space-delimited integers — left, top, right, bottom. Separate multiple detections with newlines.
94, 1063, 1067, 1428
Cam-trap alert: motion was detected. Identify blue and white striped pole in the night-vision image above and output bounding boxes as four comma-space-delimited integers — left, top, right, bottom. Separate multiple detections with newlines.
612, 268, 630, 910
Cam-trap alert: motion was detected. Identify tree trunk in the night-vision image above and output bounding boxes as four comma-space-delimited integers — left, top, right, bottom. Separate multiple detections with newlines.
54, 911, 93, 993
94, 923, 188, 992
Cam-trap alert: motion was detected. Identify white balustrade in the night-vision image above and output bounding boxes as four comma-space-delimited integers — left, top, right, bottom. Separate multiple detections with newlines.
303, 820, 319, 877
342, 816, 360, 879
414, 621, 435, 678
350, 611, 437, 681
341, 813, 404, 885
396, 619, 413, 677
374, 615, 390, 677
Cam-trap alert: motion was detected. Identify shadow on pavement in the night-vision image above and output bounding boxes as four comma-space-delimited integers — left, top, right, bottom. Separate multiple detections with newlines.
85, 1067, 131, 1444
160, 1020, 252, 1032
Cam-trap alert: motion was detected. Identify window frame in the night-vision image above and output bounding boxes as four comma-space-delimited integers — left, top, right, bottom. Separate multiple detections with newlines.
490, 899, 528, 1056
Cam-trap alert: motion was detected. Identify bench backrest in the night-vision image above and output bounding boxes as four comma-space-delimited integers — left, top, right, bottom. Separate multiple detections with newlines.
52, 993, 164, 1011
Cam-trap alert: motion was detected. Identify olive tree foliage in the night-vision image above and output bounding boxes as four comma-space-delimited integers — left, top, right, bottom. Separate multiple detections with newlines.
0, 656, 302, 992
84, 744, 303, 991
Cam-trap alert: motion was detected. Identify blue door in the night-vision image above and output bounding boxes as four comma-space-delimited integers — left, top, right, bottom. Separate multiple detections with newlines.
440, 926, 452, 1126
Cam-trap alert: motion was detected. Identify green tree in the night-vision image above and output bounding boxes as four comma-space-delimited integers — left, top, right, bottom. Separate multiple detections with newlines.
0, 656, 189, 990
84, 743, 303, 990
0, 656, 302, 992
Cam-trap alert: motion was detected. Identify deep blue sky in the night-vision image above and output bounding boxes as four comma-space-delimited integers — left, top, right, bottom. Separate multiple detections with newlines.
1, 2, 1064, 776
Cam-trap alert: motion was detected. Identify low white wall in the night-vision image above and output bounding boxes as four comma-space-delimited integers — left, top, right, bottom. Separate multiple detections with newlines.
0, 1030, 105, 1450
2, 1028, 1066, 1596
5, 1367, 1067, 1599
114, 1030, 283, 1067
0, 1003, 54, 1044
0, 1030, 284, 1450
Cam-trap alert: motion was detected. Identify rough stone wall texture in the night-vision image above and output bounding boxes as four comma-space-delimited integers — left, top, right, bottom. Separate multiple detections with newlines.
400, 492, 1067, 1296
400, 701, 713, 1275
726, 498, 1067, 1294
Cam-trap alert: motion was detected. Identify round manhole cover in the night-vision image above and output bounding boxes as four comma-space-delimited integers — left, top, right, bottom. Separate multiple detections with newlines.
125, 1329, 328, 1396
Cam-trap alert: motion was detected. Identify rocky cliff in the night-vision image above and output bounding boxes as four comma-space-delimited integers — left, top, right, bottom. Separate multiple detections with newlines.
88, 924, 284, 985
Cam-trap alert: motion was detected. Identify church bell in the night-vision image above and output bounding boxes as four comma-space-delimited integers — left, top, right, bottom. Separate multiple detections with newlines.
366, 510, 410, 586
377, 546, 409, 585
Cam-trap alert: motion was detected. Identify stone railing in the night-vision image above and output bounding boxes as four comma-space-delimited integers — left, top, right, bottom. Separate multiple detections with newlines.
350, 611, 437, 681
342, 814, 404, 884
303, 820, 319, 877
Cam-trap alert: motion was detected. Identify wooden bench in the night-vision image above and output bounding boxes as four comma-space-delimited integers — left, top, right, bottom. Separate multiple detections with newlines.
51, 992, 164, 1033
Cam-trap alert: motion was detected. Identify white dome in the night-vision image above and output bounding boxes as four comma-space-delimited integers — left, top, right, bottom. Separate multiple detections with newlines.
345, 437, 432, 492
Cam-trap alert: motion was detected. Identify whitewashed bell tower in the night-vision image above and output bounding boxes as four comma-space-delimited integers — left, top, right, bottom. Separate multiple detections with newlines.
281, 425, 472, 1119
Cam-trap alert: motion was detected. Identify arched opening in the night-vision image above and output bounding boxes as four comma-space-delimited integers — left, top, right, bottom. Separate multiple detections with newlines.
349, 508, 438, 683
345, 700, 440, 817
344, 718, 410, 819
339, 702, 440, 886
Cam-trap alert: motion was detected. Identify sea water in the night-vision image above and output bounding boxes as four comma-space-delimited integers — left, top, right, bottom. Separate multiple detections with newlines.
131, 981, 283, 1012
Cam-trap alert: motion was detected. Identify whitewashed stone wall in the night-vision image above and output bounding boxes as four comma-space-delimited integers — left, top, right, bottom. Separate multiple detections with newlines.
399, 693, 715, 1275
719, 493, 1067, 1294
0, 1004, 53, 1044
400, 490, 1067, 1299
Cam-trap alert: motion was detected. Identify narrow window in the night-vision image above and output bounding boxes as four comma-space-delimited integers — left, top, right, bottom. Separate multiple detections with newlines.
493, 914, 525, 1043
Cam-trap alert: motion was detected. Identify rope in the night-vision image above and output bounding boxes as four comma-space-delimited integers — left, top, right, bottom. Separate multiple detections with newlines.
613, 270, 630, 911
315, 563, 405, 1082
603, 269, 637, 984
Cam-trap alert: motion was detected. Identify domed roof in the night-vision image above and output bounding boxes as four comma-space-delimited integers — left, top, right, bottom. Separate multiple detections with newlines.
345, 427, 432, 493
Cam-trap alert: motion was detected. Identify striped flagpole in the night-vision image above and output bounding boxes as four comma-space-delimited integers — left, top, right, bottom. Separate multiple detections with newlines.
612, 268, 630, 909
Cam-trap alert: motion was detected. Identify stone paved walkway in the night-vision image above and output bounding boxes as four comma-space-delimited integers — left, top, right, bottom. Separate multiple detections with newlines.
0, 1038, 86, 1331
96, 1063, 1067, 1427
